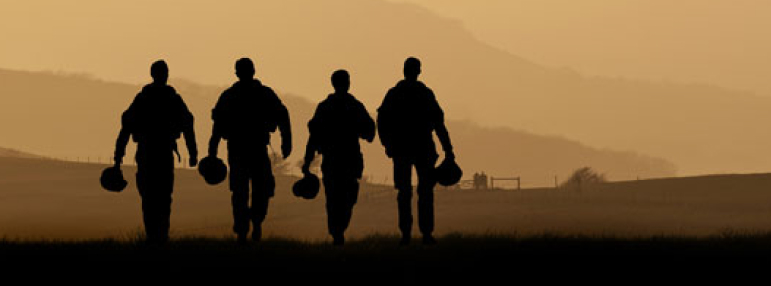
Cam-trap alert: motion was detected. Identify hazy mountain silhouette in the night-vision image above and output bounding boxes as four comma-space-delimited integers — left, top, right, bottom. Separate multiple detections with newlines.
0, 0, 767, 175
0, 68, 673, 186
400, 0, 771, 97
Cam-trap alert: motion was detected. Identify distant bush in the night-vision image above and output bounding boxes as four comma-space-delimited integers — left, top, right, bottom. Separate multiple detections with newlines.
561, 167, 606, 191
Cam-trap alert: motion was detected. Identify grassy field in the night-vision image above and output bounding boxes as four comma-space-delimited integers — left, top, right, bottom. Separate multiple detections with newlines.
4, 156, 771, 242
2, 233, 771, 281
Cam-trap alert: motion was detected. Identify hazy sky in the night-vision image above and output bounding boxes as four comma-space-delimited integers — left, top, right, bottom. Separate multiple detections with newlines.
2, 0, 771, 176
397, 0, 771, 96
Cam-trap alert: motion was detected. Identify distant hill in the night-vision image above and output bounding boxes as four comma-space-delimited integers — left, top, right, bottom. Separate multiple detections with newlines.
0, 0, 770, 175
0, 69, 674, 186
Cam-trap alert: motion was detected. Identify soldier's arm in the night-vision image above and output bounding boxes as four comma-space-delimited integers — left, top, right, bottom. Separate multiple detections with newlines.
114, 98, 137, 166
208, 92, 228, 158
114, 125, 131, 166
302, 133, 317, 175
302, 104, 323, 173
208, 122, 222, 158
358, 101, 376, 143
276, 95, 292, 159
183, 119, 198, 166
429, 90, 454, 159
376, 90, 394, 152
178, 97, 198, 166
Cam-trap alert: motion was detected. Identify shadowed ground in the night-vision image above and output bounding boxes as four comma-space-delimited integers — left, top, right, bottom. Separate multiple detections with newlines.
1, 233, 770, 281
3, 156, 771, 241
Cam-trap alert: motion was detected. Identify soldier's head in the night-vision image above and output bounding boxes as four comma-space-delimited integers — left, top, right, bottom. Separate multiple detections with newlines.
235, 58, 255, 81
403, 57, 421, 81
150, 60, 169, 84
331, 69, 350, 93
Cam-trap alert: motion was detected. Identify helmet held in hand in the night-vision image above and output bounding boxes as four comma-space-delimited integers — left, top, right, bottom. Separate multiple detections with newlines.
198, 156, 228, 185
101, 166, 128, 192
293, 173, 320, 199
436, 158, 462, 186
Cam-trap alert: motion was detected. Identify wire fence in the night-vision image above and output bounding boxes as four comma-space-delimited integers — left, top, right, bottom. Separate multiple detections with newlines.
47, 155, 647, 190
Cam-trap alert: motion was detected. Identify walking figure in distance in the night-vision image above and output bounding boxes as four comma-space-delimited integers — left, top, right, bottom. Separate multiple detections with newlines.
301, 69, 375, 245
377, 57, 455, 245
113, 60, 198, 245
208, 58, 292, 244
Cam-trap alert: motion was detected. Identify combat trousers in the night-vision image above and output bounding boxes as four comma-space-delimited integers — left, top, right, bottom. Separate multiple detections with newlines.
135, 147, 175, 244
228, 145, 275, 236
393, 155, 438, 237
321, 155, 362, 237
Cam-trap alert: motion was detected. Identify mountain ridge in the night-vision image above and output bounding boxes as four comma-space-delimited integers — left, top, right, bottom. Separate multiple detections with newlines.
0, 67, 675, 186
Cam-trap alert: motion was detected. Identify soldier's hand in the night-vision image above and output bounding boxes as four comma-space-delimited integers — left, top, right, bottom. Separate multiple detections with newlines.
114, 156, 122, 167
301, 162, 311, 175
189, 156, 198, 168
282, 141, 292, 159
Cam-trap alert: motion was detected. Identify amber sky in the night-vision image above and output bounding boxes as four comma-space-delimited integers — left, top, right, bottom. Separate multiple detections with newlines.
1, 0, 771, 176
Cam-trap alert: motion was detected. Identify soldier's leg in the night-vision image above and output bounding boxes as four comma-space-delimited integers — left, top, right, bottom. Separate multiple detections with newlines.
393, 157, 414, 241
250, 175, 273, 227
136, 170, 172, 244
229, 165, 251, 238
157, 171, 174, 243
323, 175, 343, 238
340, 177, 360, 234
136, 169, 159, 243
415, 156, 438, 240
249, 154, 275, 241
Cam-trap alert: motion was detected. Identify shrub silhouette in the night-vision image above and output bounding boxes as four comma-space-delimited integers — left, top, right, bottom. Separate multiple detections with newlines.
561, 167, 606, 191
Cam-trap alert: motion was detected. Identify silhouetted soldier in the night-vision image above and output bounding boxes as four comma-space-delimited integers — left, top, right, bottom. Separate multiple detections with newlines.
208, 58, 291, 243
114, 60, 198, 245
378, 57, 454, 245
302, 70, 375, 245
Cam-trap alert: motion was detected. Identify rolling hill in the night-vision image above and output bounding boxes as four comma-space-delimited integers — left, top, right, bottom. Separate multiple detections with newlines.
0, 69, 675, 186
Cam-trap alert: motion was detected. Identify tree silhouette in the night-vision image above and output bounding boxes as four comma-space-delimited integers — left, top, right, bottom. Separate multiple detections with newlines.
561, 167, 606, 192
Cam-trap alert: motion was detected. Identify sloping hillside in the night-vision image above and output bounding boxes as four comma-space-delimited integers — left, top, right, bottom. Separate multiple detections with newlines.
1, 157, 769, 241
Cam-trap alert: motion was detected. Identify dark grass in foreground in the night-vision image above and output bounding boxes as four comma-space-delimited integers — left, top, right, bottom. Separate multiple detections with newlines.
3, 233, 771, 278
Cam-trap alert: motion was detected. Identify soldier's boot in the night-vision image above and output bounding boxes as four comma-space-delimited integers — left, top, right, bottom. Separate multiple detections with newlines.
236, 232, 248, 245
251, 196, 270, 242
422, 233, 437, 245
397, 188, 413, 246
400, 232, 411, 246
251, 224, 262, 242
332, 233, 345, 246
